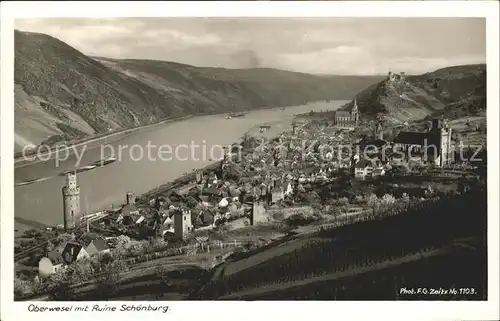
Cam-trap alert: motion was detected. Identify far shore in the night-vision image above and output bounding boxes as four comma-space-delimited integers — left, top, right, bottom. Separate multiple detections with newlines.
14, 113, 302, 232
14, 101, 332, 169
14, 114, 195, 168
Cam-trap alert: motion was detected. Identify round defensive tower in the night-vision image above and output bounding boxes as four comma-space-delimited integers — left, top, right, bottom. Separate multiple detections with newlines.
62, 171, 81, 230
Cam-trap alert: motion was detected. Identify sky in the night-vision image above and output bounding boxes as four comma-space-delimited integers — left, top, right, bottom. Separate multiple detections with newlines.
15, 18, 486, 75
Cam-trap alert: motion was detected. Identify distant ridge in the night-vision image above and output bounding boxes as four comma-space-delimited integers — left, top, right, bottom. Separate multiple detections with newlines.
14, 30, 383, 152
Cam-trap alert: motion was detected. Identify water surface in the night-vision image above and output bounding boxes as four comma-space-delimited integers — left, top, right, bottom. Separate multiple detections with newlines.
15, 101, 345, 228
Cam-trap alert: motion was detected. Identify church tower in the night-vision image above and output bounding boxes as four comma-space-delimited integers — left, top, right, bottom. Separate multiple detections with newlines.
430, 118, 453, 167
375, 122, 384, 140
62, 171, 81, 230
439, 120, 452, 167
351, 98, 359, 126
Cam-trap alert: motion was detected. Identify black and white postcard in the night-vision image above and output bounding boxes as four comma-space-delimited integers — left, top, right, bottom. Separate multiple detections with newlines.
1, 1, 499, 321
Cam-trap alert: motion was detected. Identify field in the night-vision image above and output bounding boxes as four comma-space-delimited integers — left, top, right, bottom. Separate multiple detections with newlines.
194, 188, 487, 300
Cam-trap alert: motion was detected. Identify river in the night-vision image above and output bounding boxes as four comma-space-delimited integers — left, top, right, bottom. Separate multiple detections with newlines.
14, 101, 345, 232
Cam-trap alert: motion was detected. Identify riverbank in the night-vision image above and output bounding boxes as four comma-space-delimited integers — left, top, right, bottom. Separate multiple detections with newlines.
135, 115, 303, 204
136, 160, 223, 204
15, 101, 330, 168
15, 100, 345, 231
14, 114, 195, 168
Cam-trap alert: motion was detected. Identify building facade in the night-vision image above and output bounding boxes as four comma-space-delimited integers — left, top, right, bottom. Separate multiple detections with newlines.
85, 239, 110, 256
38, 251, 65, 277
61, 242, 89, 264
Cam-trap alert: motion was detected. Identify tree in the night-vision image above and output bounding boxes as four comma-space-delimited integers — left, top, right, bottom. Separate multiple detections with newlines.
55, 233, 74, 246
391, 163, 410, 176
23, 229, 42, 239
184, 196, 199, 209
79, 232, 100, 246
95, 259, 128, 299
337, 197, 349, 206
425, 184, 435, 197
366, 194, 380, 213
381, 194, 396, 205
45, 271, 75, 300
14, 277, 34, 300
115, 235, 131, 248
45, 240, 55, 252
66, 261, 92, 284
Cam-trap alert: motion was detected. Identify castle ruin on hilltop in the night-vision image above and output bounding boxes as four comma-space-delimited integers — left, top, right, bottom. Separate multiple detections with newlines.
387, 71, 406, 82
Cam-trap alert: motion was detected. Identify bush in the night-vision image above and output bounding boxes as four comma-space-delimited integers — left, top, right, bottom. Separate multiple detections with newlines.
284, 213, 316, 228
366, 194, 379, 207
337, 197, 349, 206
14, 277, 34, 300
44, 272, 75, 300
55, 233, 74, 246
381, 194, 396, 205
22, 229, 42, 239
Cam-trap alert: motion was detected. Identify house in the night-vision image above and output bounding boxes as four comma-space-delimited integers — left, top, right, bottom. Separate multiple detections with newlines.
251, 201, 268, 225
162, 215, 174, 230
354, 159, 377, 179
38, 251, 66, 277
200, 210, 215, 226
205, 173, 218, 187
85, 239, 110, 256
121, 203, 140, 216
270, 180, 294, 204
253, 183, 269, 199
195, 170, 204, 184
373, 167, 386, 177
119, 213, 141, 226
61, 242, 89, 264
271, 189, 284, 204
203, 186, 221, 200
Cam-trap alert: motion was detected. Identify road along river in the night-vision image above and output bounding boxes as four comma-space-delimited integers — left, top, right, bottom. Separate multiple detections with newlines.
14, 101, 345, 232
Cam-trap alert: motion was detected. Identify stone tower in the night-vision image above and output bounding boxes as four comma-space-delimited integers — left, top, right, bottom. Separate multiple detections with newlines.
126, 191, 135, 205
439, 120, 453, 167
62, 171, 81, 230
351, 98, 359, 126
430, 119, 453, 167
375, 122, 384, 140
195, 170, 204, 184
174, 209, 193, 240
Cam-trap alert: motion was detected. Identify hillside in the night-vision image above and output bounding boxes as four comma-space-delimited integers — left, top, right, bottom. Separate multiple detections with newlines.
14, 30, 383, 152
194, 188, 486, 300
341, 64, 486, 123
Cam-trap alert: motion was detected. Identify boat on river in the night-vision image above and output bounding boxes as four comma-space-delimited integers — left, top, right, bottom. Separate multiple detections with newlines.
59, 165, 98, 176
90, 156, 118, 167
228, 112, 246, 118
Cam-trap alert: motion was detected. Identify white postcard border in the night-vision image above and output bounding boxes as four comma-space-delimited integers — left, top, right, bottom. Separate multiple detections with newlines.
1, 1, 499, 321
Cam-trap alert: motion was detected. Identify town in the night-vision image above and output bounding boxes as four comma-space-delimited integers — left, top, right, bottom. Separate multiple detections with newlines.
14, 74, 487, 300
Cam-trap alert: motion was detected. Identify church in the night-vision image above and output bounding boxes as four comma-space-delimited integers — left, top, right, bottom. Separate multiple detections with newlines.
393, 119, 453, 167
333, 98, 359, 128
